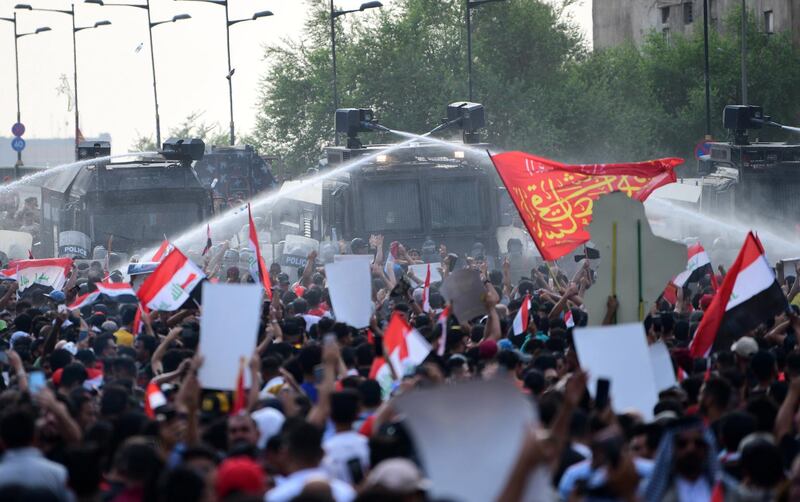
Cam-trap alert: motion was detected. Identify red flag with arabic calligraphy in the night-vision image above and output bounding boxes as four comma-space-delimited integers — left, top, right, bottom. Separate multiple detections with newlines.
491, 151, 682, 261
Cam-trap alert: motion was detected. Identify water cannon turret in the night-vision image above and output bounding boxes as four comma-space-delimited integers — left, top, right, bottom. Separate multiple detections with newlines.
77, 140, 111, 160
723, 105, 768, 145
161, 138, 205, 163
335, 108, 387, 149
446, 102, 485, 144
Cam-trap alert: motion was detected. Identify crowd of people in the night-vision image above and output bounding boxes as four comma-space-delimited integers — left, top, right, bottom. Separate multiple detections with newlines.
0, 232, 799, 502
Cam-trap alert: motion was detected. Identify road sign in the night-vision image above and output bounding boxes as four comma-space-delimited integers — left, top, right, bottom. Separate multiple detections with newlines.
11, 137, 25, 152
694, 140, 711, 159
11, 122, 25, 137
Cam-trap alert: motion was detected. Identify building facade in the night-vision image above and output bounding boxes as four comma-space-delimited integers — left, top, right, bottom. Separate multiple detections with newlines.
593, 0, 800, 49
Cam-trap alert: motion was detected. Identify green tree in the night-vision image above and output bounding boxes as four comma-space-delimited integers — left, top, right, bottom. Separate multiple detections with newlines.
253, 0, 585, 174
252, 1, 800, 174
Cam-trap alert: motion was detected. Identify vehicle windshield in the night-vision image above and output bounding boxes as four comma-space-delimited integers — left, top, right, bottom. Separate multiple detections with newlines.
91, 202, 202, 248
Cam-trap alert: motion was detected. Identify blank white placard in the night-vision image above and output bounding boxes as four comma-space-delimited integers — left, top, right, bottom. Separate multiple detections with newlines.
198, 283, 262, 390
325, 259, 373, 328
573, 323, 659, 421
649, 341, 678, 392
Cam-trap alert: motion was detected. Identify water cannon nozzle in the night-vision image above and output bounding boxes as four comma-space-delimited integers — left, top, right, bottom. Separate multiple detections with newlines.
446, 101, 485, 144
335, 108, 383, 149
161, 138, 205, 162
77, 140, 111, 160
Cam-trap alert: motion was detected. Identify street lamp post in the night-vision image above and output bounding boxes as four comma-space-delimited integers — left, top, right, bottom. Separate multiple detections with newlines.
0, 12, 50, 176
14, 4, 111, 160
740, 0, 748, 105
329, 1, 382, 145
702, 0, 711, 139
84, 0, 190, 147
466, 0, 505, 102
177, 0, 273, 146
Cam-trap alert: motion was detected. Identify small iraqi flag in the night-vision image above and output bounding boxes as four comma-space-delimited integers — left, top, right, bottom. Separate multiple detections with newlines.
689, 232, 786, 358
673, 243, 718, 290
136, 248, 205, 312
421, 264, 432, 313
247, 204, 273, 299
513, 294, 531, 336
436, 306, 450, 356
202, 224, 212, 256
144, 381, 167, 418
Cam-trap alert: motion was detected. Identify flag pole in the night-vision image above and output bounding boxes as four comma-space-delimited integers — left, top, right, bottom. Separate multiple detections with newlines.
611, 222, 618, 296
637, 219, 644, 321
612, 222, 618, 324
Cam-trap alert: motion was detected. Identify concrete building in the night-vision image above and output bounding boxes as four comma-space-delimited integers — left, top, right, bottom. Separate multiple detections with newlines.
593, 0, 800, 49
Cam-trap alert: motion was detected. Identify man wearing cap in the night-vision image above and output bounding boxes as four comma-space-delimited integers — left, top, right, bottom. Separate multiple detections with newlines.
277, 273, 291, 295
731, 336, 759, 374
44, 290, 66, 306
360, 458, 429, 501
216, 456, 267, 500
349, 238, 369, 255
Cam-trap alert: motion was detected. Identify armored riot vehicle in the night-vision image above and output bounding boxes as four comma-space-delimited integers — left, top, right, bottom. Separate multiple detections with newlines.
40, 139, 213, 258
698, 105, 800, 225
270, 103, 524, 265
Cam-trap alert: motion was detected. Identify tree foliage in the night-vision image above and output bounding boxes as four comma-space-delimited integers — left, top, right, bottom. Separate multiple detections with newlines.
251, 1, 800, 175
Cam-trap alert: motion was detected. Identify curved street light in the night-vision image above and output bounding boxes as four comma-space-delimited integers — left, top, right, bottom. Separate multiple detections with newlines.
177, 0, 275, 145
329, 1, 382, 144
465, 0, 505, 102
1, 11, 51, 172
86, 0, 191, 145
15, 3, 111, 159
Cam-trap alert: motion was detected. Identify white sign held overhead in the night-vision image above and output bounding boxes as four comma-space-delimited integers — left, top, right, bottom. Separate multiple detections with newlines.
325, 259, 373, 329
198, 283, 262, 391
408, 263, 442, 286
649, 341, 678, 392
583, 192, 686, 325
572, 323, 659, 421
394, 378, 552, 502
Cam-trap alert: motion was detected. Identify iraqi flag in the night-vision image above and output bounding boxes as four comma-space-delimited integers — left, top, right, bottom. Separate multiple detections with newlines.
384, 242, 399, 279
68, 291, 101, 311
513, 294, 531, 335
136, 248, 205, 312
144, 381, 167, 418
131, 305, 145, 335
69, 282, 138, 313
0, 268, 16, 281
689, 232, 786, 358
436, 306, 450, 356
247, 204, 273, 299
202, 224, 212, 256
369, 312, 431, 395
421, 264, 431, 313
95, 282, 138, 304
15, 258, 73, 294
673, 243, 718, 290
148, 240, 174, 263
564, 309, 575, 328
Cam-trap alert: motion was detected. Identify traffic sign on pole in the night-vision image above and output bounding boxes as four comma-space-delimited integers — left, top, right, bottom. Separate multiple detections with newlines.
11, 137, 26, 152
694, 140, 711, 159
11, 122, 25, 137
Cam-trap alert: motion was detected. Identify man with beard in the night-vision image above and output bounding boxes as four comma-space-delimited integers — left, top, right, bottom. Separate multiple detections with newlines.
644, 417, 721, 501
